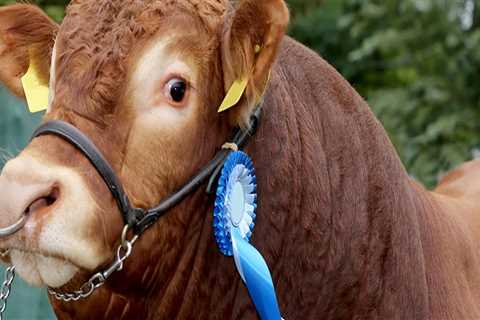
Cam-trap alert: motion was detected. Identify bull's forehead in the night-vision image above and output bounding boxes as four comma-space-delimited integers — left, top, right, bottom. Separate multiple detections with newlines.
51, 0, 227, 116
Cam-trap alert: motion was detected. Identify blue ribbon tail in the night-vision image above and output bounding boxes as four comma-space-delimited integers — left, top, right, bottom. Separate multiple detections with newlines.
231, 228, 282, 320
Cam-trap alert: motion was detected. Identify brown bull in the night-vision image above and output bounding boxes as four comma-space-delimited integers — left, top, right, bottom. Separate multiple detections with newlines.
0, 1, 479, 319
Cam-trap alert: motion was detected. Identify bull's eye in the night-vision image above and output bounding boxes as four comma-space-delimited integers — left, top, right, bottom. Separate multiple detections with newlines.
166, 78, 187, 103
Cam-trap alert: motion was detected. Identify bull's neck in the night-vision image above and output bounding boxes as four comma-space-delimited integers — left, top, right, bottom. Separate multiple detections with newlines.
240, 56, 432, 318
308, 105, 431, 318
121, 187, 249, 320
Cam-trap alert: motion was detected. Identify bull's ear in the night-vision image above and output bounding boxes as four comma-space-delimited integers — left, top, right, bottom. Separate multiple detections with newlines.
221, 0, 289, 126
0, 4, 58, 98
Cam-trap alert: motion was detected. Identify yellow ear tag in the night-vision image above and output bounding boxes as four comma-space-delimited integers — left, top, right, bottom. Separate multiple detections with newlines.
218, 77, 248, 113
218, 44, 262, 113
21, 63, 49, 113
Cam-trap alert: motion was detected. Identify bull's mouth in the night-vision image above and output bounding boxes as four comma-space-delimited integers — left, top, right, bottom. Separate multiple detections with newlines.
8, 247, 80, 288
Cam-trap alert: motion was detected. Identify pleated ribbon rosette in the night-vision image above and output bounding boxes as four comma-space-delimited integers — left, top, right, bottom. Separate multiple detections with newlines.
213, 151, 282, 320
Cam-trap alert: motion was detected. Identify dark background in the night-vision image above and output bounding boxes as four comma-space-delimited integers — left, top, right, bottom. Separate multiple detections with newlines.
0, 0, 478, 318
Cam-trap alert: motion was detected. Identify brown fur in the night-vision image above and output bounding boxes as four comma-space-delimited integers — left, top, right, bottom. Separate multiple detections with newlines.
1, 1, 480, 319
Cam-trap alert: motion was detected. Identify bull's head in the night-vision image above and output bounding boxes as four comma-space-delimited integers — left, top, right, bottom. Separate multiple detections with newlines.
0, 0, 289, 317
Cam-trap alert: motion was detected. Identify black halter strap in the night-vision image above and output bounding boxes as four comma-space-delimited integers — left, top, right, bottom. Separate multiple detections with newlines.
32, 107, 261, 235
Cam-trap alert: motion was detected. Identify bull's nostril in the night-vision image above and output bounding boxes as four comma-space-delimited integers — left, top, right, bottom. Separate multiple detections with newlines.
25, 187, 60, 215
46, 187, 59, 206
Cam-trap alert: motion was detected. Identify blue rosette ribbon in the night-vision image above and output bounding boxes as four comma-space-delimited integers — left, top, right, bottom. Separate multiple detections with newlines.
213, 151, 282, 320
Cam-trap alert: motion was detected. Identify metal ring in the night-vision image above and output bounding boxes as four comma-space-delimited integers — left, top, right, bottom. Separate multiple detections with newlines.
0, 215, 27, 237
120, 225, 130, 245
120, 225, 138, 249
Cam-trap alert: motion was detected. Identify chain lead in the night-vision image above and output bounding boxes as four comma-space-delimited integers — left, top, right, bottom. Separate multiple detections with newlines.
49, 225, 137, 302
0, 266, 15, 320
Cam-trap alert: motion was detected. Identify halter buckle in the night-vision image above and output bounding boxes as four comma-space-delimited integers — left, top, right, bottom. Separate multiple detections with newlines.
126, 207, 146, 231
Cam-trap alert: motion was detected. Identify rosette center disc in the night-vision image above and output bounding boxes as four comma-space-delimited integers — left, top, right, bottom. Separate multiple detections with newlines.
230, 182, 245, 227
213, 151, 257, 256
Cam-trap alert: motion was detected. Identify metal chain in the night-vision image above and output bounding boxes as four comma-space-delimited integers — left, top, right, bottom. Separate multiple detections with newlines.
0, 266, 15, 320
49, 226, 138, 302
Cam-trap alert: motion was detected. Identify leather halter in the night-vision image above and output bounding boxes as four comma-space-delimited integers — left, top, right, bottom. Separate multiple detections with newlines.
30, 107, 261, 235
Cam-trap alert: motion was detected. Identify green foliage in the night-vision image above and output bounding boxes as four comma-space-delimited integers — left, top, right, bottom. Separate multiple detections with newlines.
289, 0, 480, 187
